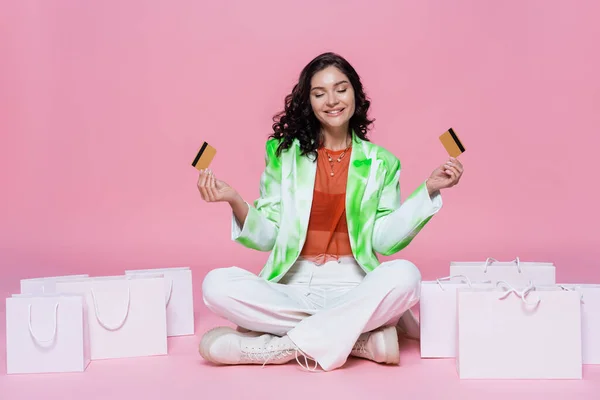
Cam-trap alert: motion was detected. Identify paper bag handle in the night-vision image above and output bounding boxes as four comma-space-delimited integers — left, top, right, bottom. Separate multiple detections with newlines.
436, 275, 472, 291
28, 303, 59, 346
483, 257, 522, 273
559, 285, 585, 304
91, 286, 131, 331
165, 279, 174, 306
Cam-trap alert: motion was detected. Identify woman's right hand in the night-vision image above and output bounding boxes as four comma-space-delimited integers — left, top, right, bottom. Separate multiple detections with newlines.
197, 169, 239, 204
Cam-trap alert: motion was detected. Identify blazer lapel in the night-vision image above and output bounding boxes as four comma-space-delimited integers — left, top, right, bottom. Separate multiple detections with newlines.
291, 141, 317, 246
346, 133, 374, 253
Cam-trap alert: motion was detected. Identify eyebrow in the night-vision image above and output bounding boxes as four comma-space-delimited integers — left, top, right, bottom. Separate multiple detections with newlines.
311, 80, 349, 91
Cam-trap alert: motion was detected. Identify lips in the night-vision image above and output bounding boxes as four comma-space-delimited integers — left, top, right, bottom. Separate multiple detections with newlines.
324, 108, 345, 116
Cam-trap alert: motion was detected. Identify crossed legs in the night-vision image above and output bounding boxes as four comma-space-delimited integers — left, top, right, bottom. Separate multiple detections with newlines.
200, 259, 421, 371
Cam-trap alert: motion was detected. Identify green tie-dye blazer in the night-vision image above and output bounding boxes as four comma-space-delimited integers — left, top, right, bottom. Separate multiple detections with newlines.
232, 132, 443, 282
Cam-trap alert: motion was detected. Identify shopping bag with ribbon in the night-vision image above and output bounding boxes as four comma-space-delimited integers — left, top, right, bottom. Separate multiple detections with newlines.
450, 257, 555, 286
558, 284, 600, 364
456, 281, 582, 379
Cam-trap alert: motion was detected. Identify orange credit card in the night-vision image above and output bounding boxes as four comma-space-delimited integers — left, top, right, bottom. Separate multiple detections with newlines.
191, 142, 216, 170
439, 128, 465, 157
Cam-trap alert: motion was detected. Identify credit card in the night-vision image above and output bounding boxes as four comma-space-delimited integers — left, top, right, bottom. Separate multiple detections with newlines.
439, 128, 465, 157
191, 142, 216, 170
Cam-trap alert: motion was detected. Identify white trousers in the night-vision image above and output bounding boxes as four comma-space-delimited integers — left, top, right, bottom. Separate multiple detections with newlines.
202, 256, 421, 371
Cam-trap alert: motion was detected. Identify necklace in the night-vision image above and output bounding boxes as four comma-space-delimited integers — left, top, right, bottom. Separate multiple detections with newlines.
323, 141, 351, 177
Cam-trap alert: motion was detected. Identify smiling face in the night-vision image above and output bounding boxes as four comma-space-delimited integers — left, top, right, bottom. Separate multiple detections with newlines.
309, 66, 356, 132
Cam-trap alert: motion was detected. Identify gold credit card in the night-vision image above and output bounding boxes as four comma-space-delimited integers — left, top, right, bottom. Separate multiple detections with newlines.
191, 142, 216, 170
439, 128, 465, 157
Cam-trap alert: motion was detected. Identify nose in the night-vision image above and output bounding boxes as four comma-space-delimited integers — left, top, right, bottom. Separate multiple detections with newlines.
325, 92, 339, 107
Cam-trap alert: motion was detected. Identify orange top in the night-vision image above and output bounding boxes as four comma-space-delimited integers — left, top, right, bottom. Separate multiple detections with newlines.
300, 146, 353, 264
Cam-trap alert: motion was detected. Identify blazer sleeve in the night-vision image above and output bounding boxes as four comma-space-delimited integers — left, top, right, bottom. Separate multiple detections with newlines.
231, 139, 282, 251
372, 156, 443, 256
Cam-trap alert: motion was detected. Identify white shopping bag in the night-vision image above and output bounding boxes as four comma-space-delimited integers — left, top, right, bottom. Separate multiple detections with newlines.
558, 284, 600, 364
419, 275, 494, 358
450, 257, 555, 286
20, 274, 89, 294
456, 282, 582, 379
125, 267, 194, 336
55, 274, 167, 360
6, 293, 90, 374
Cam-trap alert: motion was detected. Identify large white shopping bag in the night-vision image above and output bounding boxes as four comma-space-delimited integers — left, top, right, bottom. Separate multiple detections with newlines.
456, 282, 582, 379
558, 284, 600, 364
450, 257, 555, 286
55, 274, 167, 360
20, 274, 89, 294
6, 293, 90, 374
125, 267, 194, 336
419, 275, 494, 358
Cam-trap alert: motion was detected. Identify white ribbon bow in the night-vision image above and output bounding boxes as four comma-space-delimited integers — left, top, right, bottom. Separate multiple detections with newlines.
496, 280, 540, 306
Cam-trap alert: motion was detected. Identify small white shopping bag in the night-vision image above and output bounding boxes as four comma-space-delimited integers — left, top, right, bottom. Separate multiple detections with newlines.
456, 283, 582, 379
55, 274, 167, 360
20, 274, 89, 294
6, 293, 90, 374
450, 257, 555, 286
125, 267, 194, 336
558, 284, 600, 364
419, 275, 494, 358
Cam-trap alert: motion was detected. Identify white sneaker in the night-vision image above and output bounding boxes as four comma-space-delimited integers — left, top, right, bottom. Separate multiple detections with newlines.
396, 309, 420, 341
199, 327, 305, 366
351, 325, 400, 364
235, 326, 263, 336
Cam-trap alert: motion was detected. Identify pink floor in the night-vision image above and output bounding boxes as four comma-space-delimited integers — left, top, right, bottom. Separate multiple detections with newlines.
1, 280, 599, 399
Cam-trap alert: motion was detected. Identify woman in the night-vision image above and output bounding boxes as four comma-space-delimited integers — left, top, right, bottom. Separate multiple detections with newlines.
196, 52, 463, 372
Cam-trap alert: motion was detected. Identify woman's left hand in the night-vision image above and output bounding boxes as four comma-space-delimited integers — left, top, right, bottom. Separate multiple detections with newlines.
426, 157, 464, 194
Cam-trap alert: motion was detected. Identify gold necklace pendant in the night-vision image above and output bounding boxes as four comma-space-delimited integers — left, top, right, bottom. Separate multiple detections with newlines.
325, 150, 346, 176
323, 139, 351, 177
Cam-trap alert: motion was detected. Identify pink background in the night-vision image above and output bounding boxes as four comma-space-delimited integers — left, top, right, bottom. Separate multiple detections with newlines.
1, 0, 599, 397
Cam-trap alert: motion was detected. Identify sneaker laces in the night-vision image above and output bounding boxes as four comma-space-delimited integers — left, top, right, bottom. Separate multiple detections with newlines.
352, 337, 368, 354
240, 342, 295, 366
240, 340, 319, 371
294, 348, 319, 372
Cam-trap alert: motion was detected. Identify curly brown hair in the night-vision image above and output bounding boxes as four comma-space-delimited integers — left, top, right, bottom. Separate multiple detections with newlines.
269, 52, 374, 160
